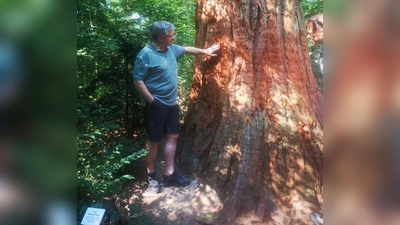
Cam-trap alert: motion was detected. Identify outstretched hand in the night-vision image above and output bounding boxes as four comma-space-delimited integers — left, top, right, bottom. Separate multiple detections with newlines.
205, 44, 221, 56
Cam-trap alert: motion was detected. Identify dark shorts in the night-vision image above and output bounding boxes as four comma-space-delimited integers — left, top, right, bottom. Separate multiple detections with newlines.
143, 98, 180, 142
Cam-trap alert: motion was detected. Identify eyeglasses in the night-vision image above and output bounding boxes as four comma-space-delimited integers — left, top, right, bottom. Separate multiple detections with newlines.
162, 34, 174, 39
307, 31, 322, 38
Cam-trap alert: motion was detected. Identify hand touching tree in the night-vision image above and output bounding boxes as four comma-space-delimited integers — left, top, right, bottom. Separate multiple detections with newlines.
184, 44, 220, 56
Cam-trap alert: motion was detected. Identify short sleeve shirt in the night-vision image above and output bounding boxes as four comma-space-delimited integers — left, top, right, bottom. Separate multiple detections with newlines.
133, 43, 185, 106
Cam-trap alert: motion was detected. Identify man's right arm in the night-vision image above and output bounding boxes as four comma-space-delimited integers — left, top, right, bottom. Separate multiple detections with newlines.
133, 53, 154, 104
184, 44, 220, 56
133, 80, 154, 104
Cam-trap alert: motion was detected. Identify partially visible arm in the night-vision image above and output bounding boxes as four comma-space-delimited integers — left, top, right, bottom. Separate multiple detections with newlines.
133, 53, 154, 104
184, 44, 220, 56
133, 80, 154, 104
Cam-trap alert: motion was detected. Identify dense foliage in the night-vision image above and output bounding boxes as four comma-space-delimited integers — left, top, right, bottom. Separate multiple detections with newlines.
77, 0, 322, 223
77, 0, 196, 223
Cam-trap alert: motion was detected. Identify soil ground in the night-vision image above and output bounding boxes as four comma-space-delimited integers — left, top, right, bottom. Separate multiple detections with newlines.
114, 148, 222, 225
117, 178, 222, 225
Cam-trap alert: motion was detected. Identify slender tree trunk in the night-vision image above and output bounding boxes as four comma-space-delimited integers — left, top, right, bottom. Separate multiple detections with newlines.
125, 65, 133, 139
177, 0, 323, 224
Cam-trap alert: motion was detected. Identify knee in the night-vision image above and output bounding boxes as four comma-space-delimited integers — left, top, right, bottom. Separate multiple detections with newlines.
167, 133, 179, 141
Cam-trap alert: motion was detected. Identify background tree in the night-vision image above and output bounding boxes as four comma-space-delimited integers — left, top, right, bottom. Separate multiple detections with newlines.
177, 0, 323, 224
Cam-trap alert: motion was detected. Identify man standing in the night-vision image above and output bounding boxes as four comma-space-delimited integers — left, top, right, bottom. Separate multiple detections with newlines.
307, 14, 324, 225
133, 21, 220, 193
306, 13, 323, 73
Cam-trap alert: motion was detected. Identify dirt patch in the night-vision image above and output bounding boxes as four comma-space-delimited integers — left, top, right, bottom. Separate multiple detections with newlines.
112, 139, 222, 225
116, 176, 223, 225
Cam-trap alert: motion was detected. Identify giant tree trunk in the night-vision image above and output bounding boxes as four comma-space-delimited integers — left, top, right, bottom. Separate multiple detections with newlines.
177, 0, 323, 224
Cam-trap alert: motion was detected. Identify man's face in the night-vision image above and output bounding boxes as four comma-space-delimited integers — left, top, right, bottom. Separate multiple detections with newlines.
307, 23, 323, 45
159, 30, 175, 46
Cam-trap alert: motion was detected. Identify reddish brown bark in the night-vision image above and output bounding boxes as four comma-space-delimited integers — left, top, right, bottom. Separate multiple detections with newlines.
177, 0, 323, 224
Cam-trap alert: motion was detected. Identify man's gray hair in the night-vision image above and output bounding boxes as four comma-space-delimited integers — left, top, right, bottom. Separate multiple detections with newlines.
150, 21, 175, 41
307, 14, 323, 32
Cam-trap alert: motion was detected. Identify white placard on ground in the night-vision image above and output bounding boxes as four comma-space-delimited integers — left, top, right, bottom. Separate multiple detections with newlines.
81, 207, 106, 225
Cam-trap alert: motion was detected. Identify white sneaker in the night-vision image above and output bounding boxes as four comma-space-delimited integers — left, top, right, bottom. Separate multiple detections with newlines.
309, 212, 323, 225
147, 172, 161, 193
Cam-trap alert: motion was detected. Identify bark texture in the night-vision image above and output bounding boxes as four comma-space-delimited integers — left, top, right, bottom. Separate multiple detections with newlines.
177, 0, 323, 224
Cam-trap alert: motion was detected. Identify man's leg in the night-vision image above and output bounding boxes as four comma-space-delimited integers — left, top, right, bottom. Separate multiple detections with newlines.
145, 139, 162, 193
163, 133, 179, 176
146, 140, 158, 174
160, 139, 190, 186
159, 104, 190, 187
143, 101, 167, 193
143, 100, 166, 173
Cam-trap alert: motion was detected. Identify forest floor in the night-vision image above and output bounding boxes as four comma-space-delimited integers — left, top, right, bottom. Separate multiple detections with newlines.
115, 153, 223, 225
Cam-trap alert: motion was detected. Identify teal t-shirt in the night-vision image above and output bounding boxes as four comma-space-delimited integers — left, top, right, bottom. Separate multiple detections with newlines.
133, 43, 185, 106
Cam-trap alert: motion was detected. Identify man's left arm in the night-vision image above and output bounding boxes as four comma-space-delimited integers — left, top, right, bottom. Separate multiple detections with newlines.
184, 44, 220, 56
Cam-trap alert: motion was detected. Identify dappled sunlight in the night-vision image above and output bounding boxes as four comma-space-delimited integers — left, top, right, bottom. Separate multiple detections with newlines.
270, 206, 291, 224
269, 159, 322, 222
192, 184, 222, 210
268, 85, 310, 134
283, 2, 297, 35
232, 85, 252, 111
266, 82, 323, 222
295, 158, 313, 178
176, 0, 323, 223
213, 144, 242, 175
213, 1, 230, 23
289, 189, 317, 221
140, 180, 222, 223
223, 144, 241, 159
